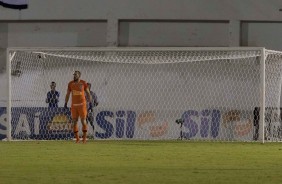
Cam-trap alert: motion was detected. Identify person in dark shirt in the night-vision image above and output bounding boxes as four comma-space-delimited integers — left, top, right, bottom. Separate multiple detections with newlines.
85, 83, 98, 137
46, 81, 60, 108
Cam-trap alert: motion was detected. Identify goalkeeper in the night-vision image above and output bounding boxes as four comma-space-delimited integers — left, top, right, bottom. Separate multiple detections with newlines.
85, 83, 99, 138
64, 71, 93, 143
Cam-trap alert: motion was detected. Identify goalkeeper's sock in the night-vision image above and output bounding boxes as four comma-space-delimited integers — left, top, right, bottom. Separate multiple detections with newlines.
75, 133, 80, 143
73, 124, 80, 143
82, 124, 88, 143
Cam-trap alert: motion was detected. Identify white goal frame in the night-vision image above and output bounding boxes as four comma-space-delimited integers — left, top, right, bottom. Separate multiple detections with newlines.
6, 47, 282, 143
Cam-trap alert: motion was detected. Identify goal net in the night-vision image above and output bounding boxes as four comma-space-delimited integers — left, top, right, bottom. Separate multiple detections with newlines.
3, 47, 282, 142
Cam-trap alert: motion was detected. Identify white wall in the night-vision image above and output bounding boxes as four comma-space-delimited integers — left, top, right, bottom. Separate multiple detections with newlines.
242, 22, 282, 50
1, 0, 282, 21
1, 0, 282, 49
4, 50, 269, 111
7, 22, 107, 47
0, 23, 8, 72
13, 61, 259, 110
1, 0, 282, 107
0, 72, 7, 107
119, 21, 229, 47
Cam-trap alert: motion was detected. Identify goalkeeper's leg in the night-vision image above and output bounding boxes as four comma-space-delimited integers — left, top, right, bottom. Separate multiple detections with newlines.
71, 107, 80, 143
82, 120, 88, 143
73, 121, 79, 143
80, 105, 88, 143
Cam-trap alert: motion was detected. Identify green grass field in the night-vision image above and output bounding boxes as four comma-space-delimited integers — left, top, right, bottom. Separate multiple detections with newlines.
0, 141, 282, 184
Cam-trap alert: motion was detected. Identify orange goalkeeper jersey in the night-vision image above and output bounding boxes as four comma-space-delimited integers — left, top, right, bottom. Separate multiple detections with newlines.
68, 80, 88, 106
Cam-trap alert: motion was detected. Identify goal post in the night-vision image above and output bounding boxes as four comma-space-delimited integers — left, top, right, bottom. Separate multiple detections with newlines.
4, 47, 282, 142
259, 48, 266, 143
6, 50, 12, 141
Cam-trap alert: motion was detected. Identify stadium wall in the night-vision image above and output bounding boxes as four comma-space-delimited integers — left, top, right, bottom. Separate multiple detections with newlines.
1, 0, 282, 137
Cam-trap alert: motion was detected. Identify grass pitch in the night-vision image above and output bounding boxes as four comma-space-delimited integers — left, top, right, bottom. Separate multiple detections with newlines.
0, 141, 282, 184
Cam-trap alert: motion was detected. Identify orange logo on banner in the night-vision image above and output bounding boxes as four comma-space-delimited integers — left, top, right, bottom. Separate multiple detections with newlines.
137, 111, 168, 137
137, 111, 156, 127
149, 122, 168, 137
47, 114, 72, 131
234, 119, 252, 136
222, 110, 252, 137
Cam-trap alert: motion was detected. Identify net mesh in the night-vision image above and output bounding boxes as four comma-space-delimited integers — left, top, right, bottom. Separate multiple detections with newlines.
5, 48, 282, 141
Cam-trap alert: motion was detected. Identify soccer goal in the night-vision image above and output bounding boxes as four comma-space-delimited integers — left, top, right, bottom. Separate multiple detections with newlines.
4, 47, 282, 142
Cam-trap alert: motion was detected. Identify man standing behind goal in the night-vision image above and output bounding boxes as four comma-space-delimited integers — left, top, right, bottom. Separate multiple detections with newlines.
46, 81, 60, 108
64, 71, 93, 143
85, 83, 99, 137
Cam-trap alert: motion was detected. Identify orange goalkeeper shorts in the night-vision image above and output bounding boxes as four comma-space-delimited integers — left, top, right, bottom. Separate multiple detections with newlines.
71, 104, 87, 120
